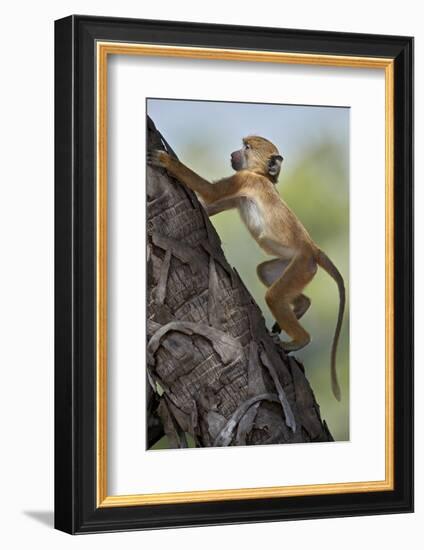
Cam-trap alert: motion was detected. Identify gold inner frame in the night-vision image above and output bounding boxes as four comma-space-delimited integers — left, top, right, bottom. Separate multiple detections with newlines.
96, 42, 395, 508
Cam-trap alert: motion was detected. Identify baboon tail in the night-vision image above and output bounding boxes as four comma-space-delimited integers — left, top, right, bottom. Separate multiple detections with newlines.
315, 249, 345, 401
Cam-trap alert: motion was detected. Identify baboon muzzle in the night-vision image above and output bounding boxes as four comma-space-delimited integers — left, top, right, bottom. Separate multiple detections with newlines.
230, 150, 244, 170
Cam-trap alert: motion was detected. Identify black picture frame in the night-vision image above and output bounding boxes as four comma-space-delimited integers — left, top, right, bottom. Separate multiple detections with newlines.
55, 15, 414, 534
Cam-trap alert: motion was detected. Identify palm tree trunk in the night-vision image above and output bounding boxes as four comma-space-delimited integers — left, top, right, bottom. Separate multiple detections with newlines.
146, 116, 333, 449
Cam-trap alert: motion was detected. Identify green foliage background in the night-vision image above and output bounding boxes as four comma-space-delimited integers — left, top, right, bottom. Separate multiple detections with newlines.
148, 99, 350, 444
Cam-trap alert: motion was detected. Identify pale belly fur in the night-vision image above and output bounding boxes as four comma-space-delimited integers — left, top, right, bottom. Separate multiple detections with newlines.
237, 197, 295, 259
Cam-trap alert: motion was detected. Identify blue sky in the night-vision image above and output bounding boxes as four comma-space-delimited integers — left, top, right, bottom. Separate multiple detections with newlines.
147, 98, 349, 178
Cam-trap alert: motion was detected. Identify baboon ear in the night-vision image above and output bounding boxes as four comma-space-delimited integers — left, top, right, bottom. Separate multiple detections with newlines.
267, 154, 283, 178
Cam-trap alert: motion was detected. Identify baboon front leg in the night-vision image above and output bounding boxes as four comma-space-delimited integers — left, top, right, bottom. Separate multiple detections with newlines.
204, 197, 239, 216
265, 255, 317, 352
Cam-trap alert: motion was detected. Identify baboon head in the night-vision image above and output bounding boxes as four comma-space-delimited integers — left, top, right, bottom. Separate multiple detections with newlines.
230, 135, 284, 183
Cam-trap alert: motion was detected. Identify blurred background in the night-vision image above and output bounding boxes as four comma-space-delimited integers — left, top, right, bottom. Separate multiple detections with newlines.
147, 98, 350, 442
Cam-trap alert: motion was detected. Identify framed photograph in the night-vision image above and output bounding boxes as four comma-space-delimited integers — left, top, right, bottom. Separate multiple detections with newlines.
54, 15, 413, 534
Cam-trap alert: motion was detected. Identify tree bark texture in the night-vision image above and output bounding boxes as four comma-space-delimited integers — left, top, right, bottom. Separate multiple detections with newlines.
146, 117, 333, 449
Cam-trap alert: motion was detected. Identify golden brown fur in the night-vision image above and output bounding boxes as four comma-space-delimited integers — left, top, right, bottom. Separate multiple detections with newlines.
148, 136, 345, 400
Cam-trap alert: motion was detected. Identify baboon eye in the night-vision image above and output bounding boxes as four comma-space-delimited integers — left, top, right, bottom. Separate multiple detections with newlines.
244, 143, 250, 150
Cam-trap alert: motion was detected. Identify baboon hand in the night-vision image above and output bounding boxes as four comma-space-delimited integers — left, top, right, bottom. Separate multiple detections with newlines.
147, 149, 171, 169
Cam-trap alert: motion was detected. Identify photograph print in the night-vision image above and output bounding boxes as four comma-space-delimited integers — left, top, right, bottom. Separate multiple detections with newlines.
146, 98, 349, 450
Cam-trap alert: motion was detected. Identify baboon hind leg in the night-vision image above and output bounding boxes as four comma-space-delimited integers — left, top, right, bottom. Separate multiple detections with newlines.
257, 258, 290, 288
257, 258, 291, 335
292, 293, 311, 320
265, 255, 317, 352
272, 293, 311, 334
